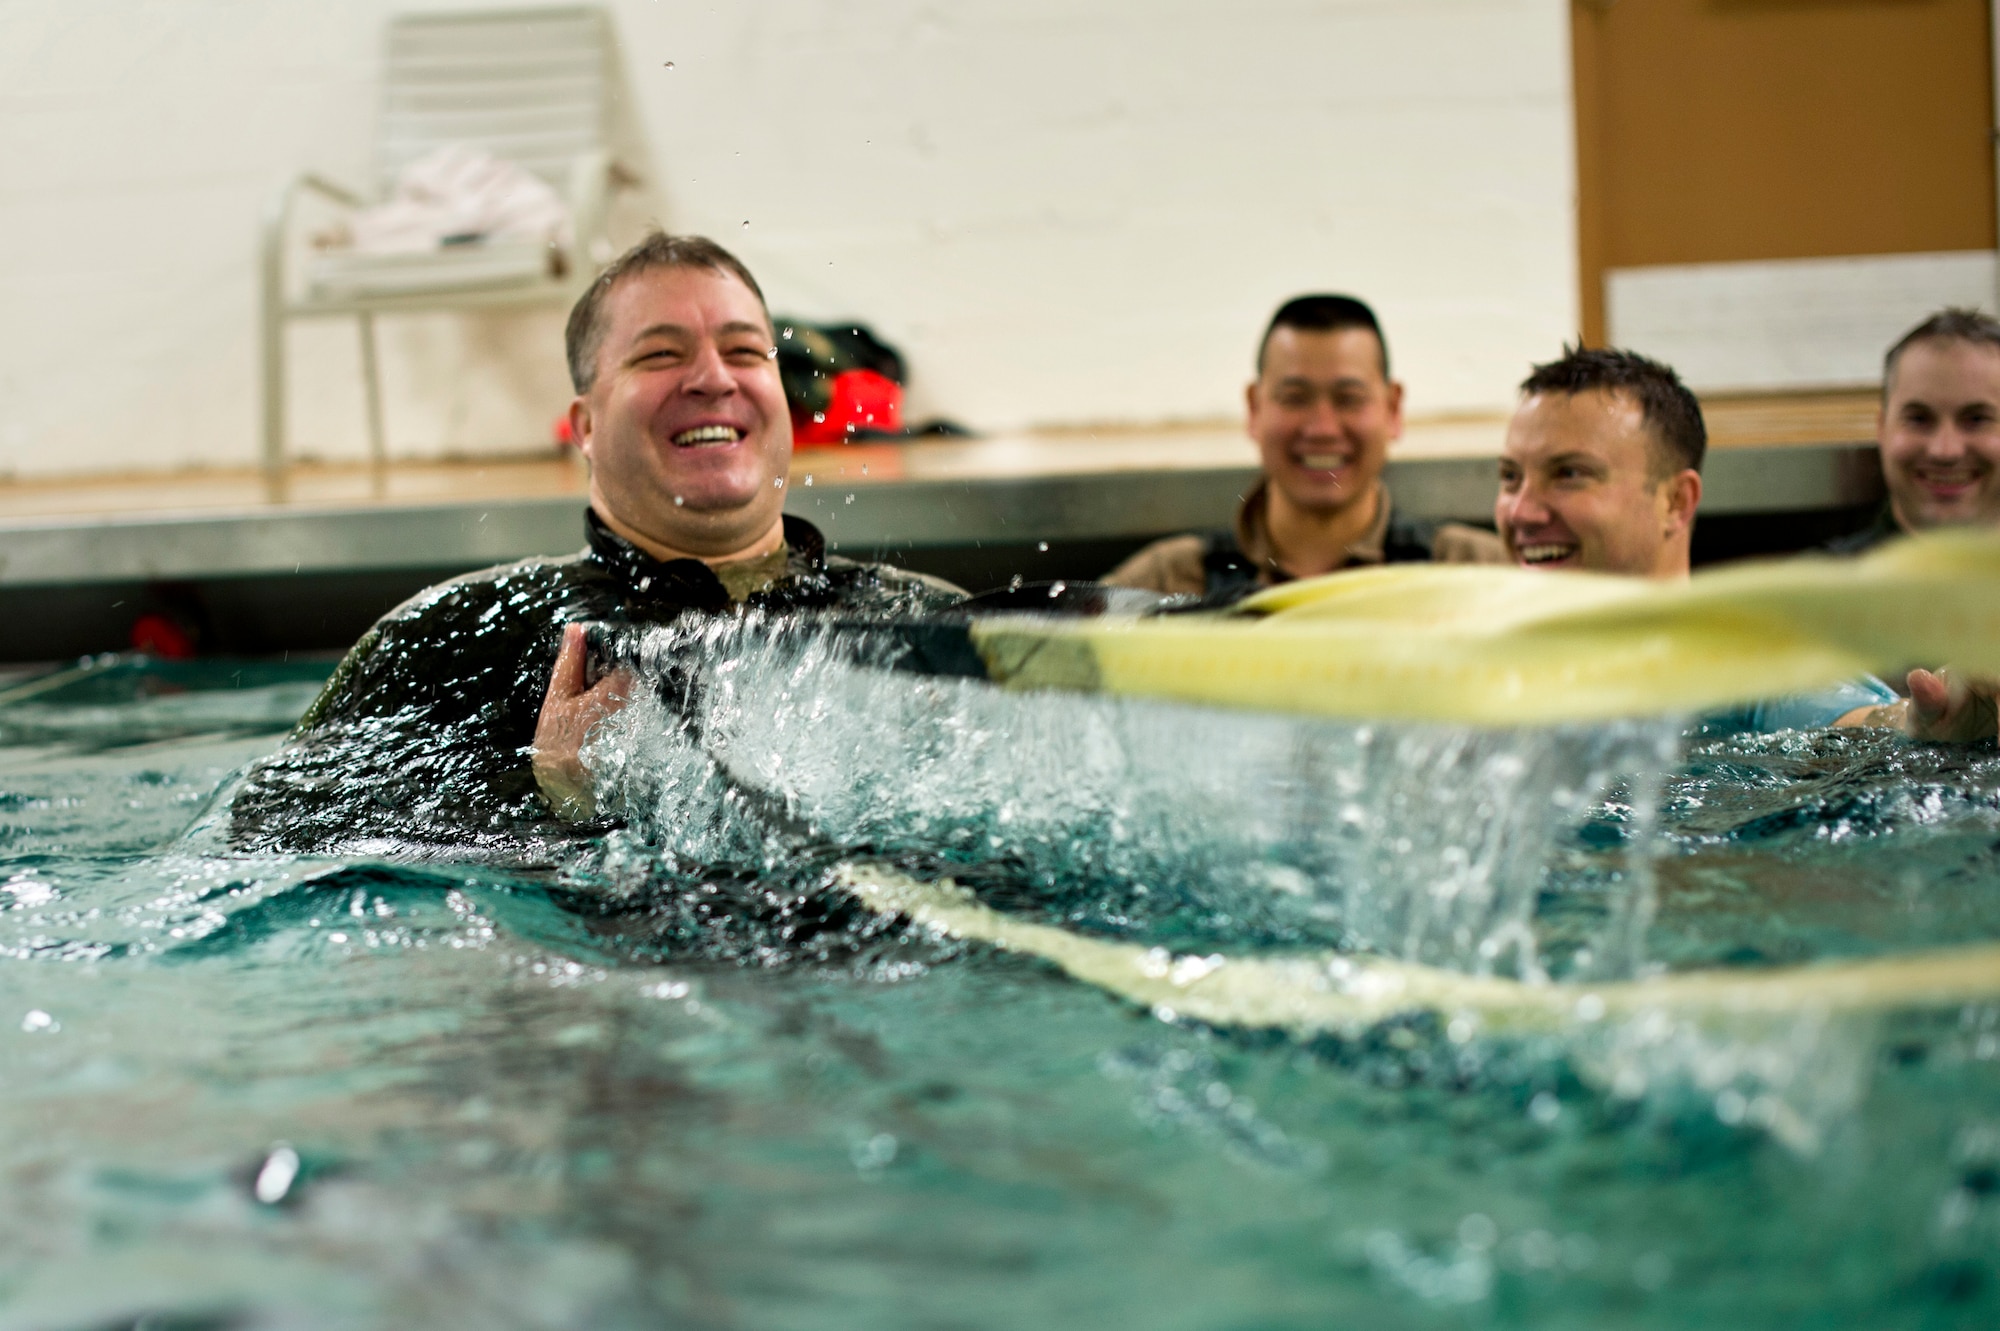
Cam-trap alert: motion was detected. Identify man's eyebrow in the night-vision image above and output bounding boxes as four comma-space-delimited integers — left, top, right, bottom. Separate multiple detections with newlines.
626, 320, 773, 346
1541, 450, 1608, 470
1275, 374, 1371, 389
627, 323, 693, 344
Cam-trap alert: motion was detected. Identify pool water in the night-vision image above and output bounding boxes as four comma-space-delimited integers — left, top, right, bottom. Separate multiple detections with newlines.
2, 654, 1999, 1329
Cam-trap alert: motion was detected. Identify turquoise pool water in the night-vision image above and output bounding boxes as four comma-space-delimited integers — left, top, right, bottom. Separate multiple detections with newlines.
2, 653, 1999, 1329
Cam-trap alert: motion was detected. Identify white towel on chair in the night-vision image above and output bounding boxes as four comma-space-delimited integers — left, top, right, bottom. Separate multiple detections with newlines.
344, 145, 572, 255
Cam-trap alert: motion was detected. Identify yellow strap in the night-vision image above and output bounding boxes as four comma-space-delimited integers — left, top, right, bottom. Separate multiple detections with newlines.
971, 529, 2000, 725
835, 863, 2000, 1036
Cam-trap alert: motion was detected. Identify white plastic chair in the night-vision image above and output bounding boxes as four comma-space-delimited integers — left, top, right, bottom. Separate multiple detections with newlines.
259, 6, 620, 497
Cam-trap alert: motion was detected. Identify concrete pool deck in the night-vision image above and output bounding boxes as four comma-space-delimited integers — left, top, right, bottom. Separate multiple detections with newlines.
0, 391, 1881, 524
0, 393, 1886, 661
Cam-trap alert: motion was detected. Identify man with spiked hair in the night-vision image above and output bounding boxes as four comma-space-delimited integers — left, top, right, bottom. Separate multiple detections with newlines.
1104, 294, 1505, 600
1495, 343, 1990, 741
231, 233, 960, 849
1493, 344, 1707, 580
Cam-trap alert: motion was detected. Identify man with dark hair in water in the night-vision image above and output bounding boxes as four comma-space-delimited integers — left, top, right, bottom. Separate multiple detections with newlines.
1495, 344, 1993, 742
1494, 344, 1705, 580
1103, 294, 1504, 600
232, 233, 961, 850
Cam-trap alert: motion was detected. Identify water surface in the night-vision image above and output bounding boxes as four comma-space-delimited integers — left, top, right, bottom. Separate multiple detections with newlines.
2, 654, 1997, 1329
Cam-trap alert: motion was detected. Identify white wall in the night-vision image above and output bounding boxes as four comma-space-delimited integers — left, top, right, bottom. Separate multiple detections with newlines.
0, 0, 1577, 481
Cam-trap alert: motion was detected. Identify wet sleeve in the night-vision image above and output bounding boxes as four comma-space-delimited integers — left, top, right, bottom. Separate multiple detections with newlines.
230, 587, 566, 853
1699, 675, 1902, 737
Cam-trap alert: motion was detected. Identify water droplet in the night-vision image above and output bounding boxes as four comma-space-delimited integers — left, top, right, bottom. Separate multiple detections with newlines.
844, 493, 856, 505
851, 1132, 898, 1171
663, 61, 675, 69
782, 327, 793, 339
1036, 541, 1049, 552
254, 1144, 301, 1205
812, 412, 826, 424
673, 495, 685, 507
742, 219, 750, 229
802, 474, 813, 487
773, 476, 785, 488
1008, 575, 1024, 591
20, 1009, 55, 1033
1528, 1091, 1561, 1125
1047, 580, 1067, 597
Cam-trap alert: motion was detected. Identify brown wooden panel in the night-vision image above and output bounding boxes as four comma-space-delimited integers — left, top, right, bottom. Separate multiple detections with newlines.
1573, 0, 1995, 342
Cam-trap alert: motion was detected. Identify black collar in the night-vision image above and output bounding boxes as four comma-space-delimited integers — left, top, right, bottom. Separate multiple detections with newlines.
584, 509, 831, 611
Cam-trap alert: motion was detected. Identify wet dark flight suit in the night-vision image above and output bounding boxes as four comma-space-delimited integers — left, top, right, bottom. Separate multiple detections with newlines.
229, 512, 963, 856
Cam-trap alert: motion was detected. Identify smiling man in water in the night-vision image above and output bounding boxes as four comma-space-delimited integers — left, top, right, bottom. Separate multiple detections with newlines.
1494, 344, 1993, 741
231, 233, 959, 850
1494, 345, 1704, 581
1104, 295, 1504, 600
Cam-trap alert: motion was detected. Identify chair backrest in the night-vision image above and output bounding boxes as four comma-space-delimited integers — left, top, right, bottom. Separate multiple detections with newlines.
378, 7, 609, 193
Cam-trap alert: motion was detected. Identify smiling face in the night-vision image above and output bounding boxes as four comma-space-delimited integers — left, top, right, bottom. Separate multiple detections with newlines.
1247, 326, 1403, 517
568, 264, 791, 561
1495, 388, 1700, 579
1880, 337, 2000, 533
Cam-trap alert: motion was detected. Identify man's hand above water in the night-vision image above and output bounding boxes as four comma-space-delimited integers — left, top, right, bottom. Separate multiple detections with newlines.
1838, 666, 2000, 742
532, 623, 635, 821
1904, 666, 2000, 744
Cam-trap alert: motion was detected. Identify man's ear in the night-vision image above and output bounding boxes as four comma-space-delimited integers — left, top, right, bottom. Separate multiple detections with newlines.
1385, 379, 1406, 440
566, 397, 593, 459
1664, 469, 1702, 535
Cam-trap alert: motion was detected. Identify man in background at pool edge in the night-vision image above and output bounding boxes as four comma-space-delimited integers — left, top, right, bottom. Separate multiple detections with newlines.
1102, 295, 1506, 600
1830, 307, 2000, 555
1821, 310, 2000, 742
229, 233, 962, 851
1497, 344, 1991, 742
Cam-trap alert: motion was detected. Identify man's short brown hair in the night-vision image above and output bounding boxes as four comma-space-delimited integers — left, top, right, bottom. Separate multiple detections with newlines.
1520, 345, 1706, 480
1883, 307, 2000, 398
564, 233, 771, 393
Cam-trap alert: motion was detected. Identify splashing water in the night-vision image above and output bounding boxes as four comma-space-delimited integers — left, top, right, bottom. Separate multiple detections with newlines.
581, 614, 1684, 978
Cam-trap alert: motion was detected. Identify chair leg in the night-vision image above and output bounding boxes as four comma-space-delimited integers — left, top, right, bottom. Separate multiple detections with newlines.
259, 251, 287, 503
357, 313, 388, 498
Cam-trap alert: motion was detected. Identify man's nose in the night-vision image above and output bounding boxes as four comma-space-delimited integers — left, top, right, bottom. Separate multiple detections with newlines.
1929, 424, 1970, 459
681, 341, 735, 394
1302, 392, 1343, 433
1501, 483, 1552, 528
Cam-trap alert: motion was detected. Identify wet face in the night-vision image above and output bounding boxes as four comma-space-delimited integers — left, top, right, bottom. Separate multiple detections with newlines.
1495, 388, 1698, 579
1880, 338, 2000, 532
1247, 326, 1403, 516
569, 265, 790, 559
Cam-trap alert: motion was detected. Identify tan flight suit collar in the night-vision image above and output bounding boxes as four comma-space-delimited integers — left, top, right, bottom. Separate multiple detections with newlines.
1234, 479, 1393, 584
